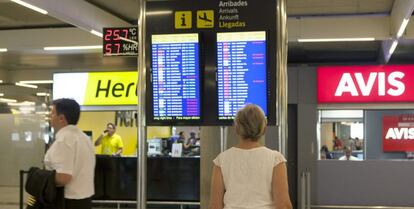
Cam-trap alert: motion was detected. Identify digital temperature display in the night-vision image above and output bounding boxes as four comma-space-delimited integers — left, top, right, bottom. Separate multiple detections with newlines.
103, 27, 138, 56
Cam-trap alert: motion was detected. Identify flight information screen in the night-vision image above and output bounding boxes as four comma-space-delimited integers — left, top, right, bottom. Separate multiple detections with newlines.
217, 31, 267, 120
151, 33, 200, 121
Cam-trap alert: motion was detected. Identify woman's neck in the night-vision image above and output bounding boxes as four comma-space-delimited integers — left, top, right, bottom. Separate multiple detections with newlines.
236, 139, 262, 149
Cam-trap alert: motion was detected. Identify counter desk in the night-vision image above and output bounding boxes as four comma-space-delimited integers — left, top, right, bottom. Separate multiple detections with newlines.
94, 155, 200, 202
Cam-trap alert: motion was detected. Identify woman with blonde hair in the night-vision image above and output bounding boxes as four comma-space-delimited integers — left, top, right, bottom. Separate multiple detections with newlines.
209, 104, 292, 209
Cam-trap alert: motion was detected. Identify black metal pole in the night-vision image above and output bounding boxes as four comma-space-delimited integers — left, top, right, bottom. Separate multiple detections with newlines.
19, 170, 23, 209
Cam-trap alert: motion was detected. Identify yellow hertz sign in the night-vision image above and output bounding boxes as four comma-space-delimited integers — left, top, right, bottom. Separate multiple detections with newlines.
84, 72, 138, 105
53, 72, 138, 106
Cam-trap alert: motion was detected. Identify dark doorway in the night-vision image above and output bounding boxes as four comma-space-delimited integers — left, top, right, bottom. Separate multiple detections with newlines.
287, 104, 298, 209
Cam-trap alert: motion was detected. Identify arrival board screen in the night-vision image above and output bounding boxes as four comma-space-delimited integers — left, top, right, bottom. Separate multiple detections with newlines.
217, 31, 267, 119
151, 33, 200, 121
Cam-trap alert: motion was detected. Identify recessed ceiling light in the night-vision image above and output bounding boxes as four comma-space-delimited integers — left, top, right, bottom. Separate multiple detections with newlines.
90, 30, 103, 37
297, 38, 376, 42
43, 45, 102, 51
35, 111, 49, 115
15, 82, 38, 89
0, 48, 7, 52
20, 80, 53, 84
0, 98, 17, 103
397, 18, 409, 38
8, 101, 35, 106
11, 0, 48, 14
36, 92, 50, 96
389, 40, 398, 55
146, 11, 173, 16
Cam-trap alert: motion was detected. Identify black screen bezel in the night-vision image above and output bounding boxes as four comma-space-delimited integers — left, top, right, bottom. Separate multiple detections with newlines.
215, 30, 271, 125
146, 32, 203, 126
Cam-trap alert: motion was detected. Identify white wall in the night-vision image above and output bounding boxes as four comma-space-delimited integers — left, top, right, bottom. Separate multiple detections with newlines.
0, 114, 45, 186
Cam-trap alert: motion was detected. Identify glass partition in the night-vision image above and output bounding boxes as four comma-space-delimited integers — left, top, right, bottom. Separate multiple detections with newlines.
318, 110, 364, 160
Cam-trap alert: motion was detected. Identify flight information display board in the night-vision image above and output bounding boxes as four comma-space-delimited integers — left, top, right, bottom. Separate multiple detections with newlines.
151, 33, 200, 121
217, 31, 267, 120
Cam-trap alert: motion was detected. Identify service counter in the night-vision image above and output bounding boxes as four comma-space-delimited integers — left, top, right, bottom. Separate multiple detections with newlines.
94, 155, 200, 202
331, 150, 364, 160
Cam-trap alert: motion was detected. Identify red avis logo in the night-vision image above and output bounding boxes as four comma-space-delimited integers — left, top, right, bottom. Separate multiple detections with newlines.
385, 127, 414, 140
383, 115, 414, 152
334, 72, 405, 97
317, 65, 414, 103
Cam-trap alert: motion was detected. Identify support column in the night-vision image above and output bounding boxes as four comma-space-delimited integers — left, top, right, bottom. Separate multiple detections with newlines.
276, 0, 288, 156
137, 0, 147, 208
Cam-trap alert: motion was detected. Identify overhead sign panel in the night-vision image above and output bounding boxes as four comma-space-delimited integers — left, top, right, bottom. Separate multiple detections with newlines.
53, 72, 138, 106
146, 0, 277, 125
318, 65, 414, 103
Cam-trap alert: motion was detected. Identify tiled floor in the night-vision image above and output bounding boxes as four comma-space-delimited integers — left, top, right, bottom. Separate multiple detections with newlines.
0, 186, 195, 209
0, 186, 19, 209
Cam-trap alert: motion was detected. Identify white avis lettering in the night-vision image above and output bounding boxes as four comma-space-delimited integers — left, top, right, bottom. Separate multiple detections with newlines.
385, 127, 414, 140
334, 72, 405, 97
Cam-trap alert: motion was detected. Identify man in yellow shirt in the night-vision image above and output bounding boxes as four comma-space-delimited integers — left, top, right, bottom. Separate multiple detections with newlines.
95, 123, 123, 156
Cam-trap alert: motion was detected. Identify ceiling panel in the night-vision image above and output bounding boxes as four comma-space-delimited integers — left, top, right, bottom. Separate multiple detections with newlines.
287, 0, 393, 16
0, 52, 137, 71
0, 1, 69, 29
288, 41, 381, 64
389, 39, 414, 63
85, 0, 138, 24
0, 0, 412, 105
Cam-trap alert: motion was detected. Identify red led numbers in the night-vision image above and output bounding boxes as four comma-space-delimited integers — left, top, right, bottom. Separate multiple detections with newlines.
103, 27, 138, 56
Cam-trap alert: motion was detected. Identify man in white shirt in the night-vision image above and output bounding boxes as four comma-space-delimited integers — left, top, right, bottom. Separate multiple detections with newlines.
339, 147, 361, 161
44, 98, 95, 209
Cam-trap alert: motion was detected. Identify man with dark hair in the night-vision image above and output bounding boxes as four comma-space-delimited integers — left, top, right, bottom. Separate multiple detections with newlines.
44, 98, 95, 209
95, 122, 124, 156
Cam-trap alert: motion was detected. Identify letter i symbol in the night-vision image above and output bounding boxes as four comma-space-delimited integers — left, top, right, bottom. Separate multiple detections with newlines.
181, 14, 187, 26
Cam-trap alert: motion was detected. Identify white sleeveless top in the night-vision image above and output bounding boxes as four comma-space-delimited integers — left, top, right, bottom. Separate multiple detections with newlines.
213, 147, 286, 209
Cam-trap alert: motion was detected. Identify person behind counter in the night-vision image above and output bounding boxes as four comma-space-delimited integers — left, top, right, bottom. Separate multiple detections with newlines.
339, 147, 360, 161
209, 104, 292, 209
320, 145, 333, 159
176, 131, 186, 144
333, 136, 344, 150
95, 123, 124, 156
184, 131, 197, 150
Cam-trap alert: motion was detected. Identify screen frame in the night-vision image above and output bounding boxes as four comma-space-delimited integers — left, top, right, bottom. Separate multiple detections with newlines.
215, 30, 270, 125
102, 27, 138, 57
146, 32, 203, 126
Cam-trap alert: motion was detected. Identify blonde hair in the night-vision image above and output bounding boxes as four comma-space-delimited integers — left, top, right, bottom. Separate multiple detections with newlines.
234, 104, 267, 141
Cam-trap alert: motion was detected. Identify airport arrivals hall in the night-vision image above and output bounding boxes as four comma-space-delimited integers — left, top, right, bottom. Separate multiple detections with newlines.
1, 0, 414, 209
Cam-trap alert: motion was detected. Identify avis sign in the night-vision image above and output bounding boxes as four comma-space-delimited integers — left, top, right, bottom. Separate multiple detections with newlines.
383, 115, 414, 152
317, 65, 414, 103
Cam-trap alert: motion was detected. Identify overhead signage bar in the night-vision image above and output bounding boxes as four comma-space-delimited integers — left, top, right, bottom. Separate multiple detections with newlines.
146, 0, 277, 126
318, 65, 414, 103
53, 72, 138, 106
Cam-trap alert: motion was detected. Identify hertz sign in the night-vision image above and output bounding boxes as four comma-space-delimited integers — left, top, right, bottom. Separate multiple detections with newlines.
53, 72, 138, 106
